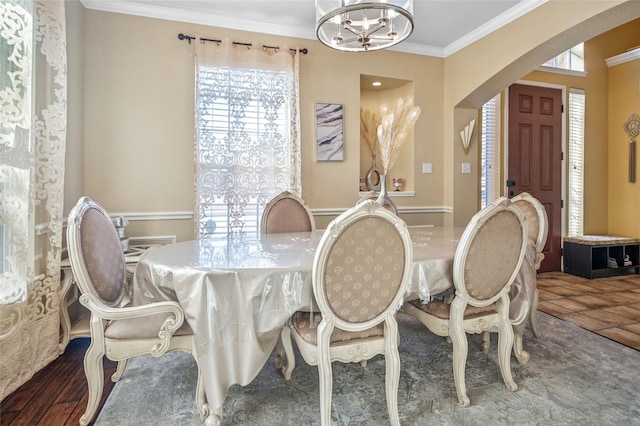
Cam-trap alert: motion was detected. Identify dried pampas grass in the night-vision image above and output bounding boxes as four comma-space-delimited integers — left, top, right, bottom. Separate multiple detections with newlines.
360, 107, 380, 154
377, 96, 421, 175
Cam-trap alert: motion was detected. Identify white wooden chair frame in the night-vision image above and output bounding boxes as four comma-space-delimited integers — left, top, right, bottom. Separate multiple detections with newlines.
67, 197, 208, 425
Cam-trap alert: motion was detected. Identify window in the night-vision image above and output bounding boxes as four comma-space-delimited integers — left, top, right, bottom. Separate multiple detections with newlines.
542, 43, 584, 72
481, 94, 502, 208
194, 42, 301, 237
567, 89, 585, 237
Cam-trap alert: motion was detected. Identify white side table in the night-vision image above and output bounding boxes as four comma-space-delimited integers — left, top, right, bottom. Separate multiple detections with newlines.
58, 243, 163, 353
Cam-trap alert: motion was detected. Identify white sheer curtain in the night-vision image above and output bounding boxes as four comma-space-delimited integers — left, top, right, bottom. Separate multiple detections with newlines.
194, 39, 301, 237
0, 0, 67, 399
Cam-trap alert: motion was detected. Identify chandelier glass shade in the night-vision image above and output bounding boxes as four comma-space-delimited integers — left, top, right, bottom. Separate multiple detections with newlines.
316, 0, 414, 52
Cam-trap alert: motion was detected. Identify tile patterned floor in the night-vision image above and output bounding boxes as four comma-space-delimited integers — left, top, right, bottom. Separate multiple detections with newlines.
536, 271, 640, 350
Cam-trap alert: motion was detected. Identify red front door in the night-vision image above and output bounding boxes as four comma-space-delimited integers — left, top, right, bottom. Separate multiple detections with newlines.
508, 83, 563, 272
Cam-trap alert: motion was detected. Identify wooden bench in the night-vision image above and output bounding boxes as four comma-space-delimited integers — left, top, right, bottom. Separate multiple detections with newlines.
563, 235, 640, 279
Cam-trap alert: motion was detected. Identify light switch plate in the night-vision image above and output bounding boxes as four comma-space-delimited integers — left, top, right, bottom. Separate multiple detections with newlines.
461, 163, 471, 174
422, 163, 432, 174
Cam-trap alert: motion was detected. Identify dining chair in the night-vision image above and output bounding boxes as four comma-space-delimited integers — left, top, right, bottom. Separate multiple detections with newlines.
277, 200, 413, 425
511, 192, 548, 335
480, 192, 549, 365
265, 191, 316, 375
66, 196, 208, 425
261, 190, 316, 233
403, 197, 528, 407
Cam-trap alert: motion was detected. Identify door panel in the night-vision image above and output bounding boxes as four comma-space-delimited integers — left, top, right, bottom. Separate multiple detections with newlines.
509, 84, 562, 272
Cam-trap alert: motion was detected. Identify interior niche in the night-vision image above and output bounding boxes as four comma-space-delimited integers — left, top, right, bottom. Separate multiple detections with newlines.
359, 74, 415, 194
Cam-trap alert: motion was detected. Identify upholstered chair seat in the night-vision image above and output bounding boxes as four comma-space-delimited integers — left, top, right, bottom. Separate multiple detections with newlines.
103, 314, 193, 340
408, 299, 496, 319
290, 311, 384, 345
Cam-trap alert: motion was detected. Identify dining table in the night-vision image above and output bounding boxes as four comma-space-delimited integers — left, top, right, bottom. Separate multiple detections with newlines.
130, 225, 535, 425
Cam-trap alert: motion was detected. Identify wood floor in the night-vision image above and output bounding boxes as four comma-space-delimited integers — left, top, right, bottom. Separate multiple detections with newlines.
1, 271, 639, 425
0, 339, 117, 426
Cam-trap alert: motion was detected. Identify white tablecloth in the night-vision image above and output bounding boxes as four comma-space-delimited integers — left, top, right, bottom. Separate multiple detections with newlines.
131, 226, 466, 415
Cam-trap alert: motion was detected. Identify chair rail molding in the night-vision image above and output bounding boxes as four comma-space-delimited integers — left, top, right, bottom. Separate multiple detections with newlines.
108, 211, 194, 221
89, 208, 455, 220
312, 206, 453, 216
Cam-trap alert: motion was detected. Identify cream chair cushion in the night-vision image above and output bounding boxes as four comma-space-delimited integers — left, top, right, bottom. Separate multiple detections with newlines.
290, 311, 384, 345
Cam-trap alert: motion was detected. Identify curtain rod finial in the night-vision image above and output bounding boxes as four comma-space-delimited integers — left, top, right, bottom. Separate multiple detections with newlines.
178, 33, 195, 44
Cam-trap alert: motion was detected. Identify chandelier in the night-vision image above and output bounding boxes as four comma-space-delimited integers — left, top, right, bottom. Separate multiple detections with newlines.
315, 0, 414, 52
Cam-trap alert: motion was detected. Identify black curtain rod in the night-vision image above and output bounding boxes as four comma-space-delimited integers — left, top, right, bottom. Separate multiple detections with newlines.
178, 33, 308, 55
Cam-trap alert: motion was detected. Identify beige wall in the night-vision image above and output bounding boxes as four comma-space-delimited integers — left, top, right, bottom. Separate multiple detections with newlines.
522, 18, 640, 237
608, 56, 640, 237
67, 1, 639, 242
453, 107, 481, 225
444, 1, 639, 226
79, 9, 444, 239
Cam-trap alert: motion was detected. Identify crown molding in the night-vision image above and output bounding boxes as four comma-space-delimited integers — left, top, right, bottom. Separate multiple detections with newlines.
443, 0, 547, 57
605, 48, 640, 67
80, 0, 316, 41
388, 41, 444, 58
80, 0, 546, 59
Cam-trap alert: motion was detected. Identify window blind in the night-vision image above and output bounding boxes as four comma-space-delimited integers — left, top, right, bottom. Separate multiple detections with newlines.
568, 89, 585, 237
481, 94, 501, 208
194, 43, 301, 237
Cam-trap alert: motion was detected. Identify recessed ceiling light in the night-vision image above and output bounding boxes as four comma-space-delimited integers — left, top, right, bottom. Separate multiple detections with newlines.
372, 81, 382, 87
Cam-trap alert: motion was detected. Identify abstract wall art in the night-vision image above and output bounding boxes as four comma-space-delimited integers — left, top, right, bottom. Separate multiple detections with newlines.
315, 103, 344, 161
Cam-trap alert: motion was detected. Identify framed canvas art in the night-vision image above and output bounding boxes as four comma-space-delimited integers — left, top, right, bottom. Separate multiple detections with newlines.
315, 103, 344, 161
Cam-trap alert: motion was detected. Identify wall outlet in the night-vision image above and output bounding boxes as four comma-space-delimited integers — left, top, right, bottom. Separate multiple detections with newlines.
461, 163, 471, 174
422, 163, 433, 174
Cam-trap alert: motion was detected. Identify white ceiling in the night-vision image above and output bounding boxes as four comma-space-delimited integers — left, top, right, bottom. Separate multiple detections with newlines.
81, 0, 548, 57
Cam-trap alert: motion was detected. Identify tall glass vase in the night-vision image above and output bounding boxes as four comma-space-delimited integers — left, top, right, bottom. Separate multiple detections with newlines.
376, 175, 398, 215
365, 154, 381, 191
